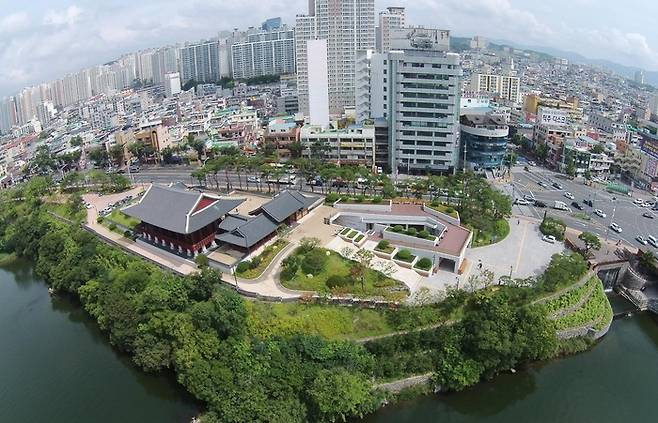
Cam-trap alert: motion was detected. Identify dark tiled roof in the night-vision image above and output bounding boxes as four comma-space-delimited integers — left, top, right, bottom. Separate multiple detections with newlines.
216, 214, 278, 248
259, 190, 319, 223
123, 184, 244, 234
218, 214, 250, 232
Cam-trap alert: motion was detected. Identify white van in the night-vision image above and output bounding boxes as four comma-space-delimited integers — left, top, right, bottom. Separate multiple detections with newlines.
648, 235, 658, 248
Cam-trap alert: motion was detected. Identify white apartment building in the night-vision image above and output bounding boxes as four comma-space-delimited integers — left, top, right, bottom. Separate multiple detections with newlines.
231, 26, 296, 79
378, 7, 406, 53
180, 40, 222, 84
301, 123, 376, 166
296, 0, 375, 116
356, 27, 462, 174
164, 72, 182, 98
470, 73, 521, 103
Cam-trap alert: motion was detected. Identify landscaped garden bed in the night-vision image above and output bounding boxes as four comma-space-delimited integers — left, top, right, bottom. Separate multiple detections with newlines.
373, 240, 397, 259
393, 249, 417, 268
425, 202, 459, 219
235, 239, 289, 279
540, 216, 566, 241
280, 238, 408, 301
386, 225, 436, 241
413, 257, 434, 277
353, 233, 366, 247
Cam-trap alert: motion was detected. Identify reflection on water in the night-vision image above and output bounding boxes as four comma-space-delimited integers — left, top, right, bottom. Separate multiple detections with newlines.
0, 259, 198, 423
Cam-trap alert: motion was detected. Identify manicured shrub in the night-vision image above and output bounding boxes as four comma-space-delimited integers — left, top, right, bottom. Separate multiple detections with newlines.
430, 200, 440, 208
406, 228, 417, 237
445, 207, 455, 214
123, 230, 132, 238
392, 225, 404, 233
354, 195, 364, 203
418, 229, 431, 239
372, 195, 383, 204
376, 240, 391, 251
396, 249, 412, 261
236, 261, 251, 274
416, 257, 433, 270
96, 216, 103, 223
251, 255, 262, 269
108, 223, 117, 231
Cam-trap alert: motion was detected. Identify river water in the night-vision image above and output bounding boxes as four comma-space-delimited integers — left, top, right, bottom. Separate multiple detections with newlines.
368, 309, 658, 422
0, 259, 198, 423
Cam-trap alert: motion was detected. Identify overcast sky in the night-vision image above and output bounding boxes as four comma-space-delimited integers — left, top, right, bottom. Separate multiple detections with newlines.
2, 0, 658, 97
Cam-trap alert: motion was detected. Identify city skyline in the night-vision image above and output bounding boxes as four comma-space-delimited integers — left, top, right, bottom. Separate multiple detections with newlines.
2, 0, 658, 97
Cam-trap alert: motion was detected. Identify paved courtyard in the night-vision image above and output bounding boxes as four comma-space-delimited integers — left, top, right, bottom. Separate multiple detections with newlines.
460, 217, 565, 285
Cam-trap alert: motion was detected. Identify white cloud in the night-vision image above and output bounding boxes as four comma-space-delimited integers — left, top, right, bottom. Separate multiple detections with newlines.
43, 5, 83, 26
0, 12, 29, 34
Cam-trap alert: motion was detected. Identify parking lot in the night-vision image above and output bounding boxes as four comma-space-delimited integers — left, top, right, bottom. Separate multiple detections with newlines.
506, 165, 658, 249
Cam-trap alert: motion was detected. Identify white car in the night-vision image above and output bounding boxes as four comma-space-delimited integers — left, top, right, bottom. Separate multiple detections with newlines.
636, 236, 649, 246
594, 209, 606, 218
538, 181, 548, 188
610, 223, 622, 233
528, 161, 537, 166
85, 203, 93, 209
523, 194, 535, 202
542, 234, 556, 243
515, 198, 530, 206
247, 176, 261, 183
564, 192, 575, 200
101, 207, 112, 215
633, 198, 644, 205
642, 201, 653, 208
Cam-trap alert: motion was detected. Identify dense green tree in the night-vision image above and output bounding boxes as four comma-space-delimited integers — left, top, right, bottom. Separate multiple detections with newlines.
89, 147, 110, 168
309, 368, 379, 422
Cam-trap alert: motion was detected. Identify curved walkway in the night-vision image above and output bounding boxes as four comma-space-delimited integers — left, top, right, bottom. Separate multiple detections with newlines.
231, 241, 310, 300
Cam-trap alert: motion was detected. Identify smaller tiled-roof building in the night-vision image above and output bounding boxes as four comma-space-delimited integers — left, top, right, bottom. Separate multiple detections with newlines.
251, 190, 319, 224
217, 190, 320, 252
123, 184, 244, 256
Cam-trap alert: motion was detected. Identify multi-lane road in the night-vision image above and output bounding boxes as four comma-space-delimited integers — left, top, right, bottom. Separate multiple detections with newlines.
505, 166, 658, 249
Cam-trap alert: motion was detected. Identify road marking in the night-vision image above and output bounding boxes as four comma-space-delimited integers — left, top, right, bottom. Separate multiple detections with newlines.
514, 222, 529, 273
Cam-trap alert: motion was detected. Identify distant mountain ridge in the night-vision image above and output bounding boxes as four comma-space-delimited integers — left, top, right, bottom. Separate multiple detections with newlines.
489, 39, 658, 87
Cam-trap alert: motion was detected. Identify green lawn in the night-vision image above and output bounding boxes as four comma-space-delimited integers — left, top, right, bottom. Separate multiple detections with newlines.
236, 239, 289, 279
107, 210, 140, 229
281, 248, 408, 301
45, 203, 86, 224
470, 218, 510, 247
245, 301, 454, 341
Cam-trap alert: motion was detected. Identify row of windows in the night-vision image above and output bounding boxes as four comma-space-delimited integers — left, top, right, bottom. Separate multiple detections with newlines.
401, 73, 451, 81
401, 130, 449, 138
401, 102, 449, 110
401, 111, 450, 119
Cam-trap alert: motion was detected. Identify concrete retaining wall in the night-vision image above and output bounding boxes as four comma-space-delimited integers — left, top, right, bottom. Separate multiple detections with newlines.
333, 199, 392, 213
422, 204, 460, 226
383, 229, 438, 249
